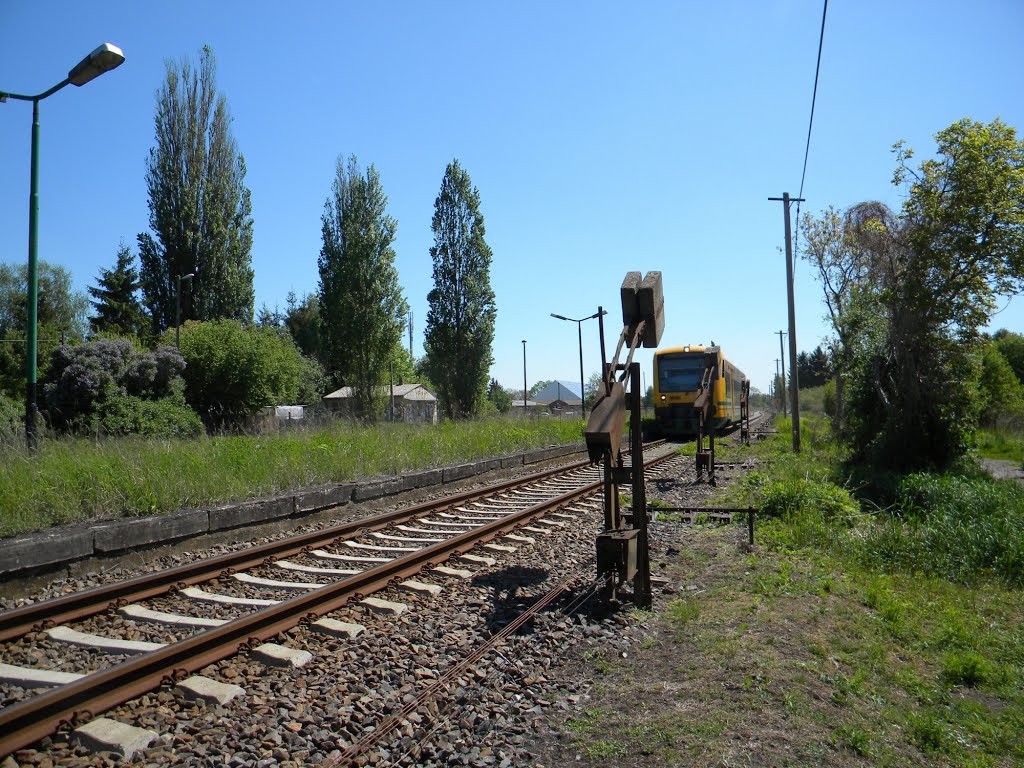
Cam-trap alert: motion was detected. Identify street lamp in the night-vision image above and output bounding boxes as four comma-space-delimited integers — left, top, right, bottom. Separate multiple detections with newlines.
521, 340, 527, 416
176, 273, 195, 349
550, 309, 607, 416
1, 43, 125, 451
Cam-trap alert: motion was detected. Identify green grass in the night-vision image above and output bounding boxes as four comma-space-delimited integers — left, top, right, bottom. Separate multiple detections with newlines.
559, 415, 1024, 767
974, 426, 1024, 461
0, 417, 583, 537
738, 416, 1024, 765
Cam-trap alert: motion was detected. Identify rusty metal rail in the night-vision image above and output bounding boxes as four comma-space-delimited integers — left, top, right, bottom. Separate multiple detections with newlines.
650, 505, 757, 544
0, 454, 622, 644
0, 443, 671, 759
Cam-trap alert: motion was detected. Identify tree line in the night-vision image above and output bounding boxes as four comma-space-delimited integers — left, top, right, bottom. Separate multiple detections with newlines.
0, 46, 498, 436
799, 117, 1024, 470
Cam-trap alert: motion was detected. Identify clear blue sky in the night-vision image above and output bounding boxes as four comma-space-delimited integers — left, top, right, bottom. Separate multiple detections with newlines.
2, 1, 1022, 395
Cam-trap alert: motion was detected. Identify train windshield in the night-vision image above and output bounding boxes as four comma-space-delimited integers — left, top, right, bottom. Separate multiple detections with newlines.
657, 353, 705, 392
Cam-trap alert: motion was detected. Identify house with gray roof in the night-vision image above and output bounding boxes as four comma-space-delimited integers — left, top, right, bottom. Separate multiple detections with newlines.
323, 383, 438, 424
532, 380, 583, 416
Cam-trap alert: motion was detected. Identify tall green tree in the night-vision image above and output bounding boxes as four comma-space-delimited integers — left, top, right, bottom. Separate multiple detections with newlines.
837, 119, 1024, 469
423, 160, 497, 419
978, 343, 1023, 425
138, 45, 254, 334
993, 330, 1024, 384
486, 377, 512, 413
0, 260, 88, 400
88, 242, 147, 337
318, 155, 408, 419
284, 291, 322, 360
796, 346, 830, 389
0, 260, 88, 337
800, 205, 878, 427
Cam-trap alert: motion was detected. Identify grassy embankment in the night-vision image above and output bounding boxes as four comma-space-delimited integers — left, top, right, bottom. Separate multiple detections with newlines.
0, 418, 583, 538
562, 417, 1024, 766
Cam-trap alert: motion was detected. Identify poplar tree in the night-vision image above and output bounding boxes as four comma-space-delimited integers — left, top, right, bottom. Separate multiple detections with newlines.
423, 160, 496, 418
88, 242, 147, 337
138, 46, 254, 333
318, 155, 407, 419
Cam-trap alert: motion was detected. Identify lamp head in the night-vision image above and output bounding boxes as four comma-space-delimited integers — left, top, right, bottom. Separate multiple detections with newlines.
550, 313, 569, 321
68, 43, 125, 87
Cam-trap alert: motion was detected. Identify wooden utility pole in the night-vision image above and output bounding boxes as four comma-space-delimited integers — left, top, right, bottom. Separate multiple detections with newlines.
776, 330, 787, 417
769, 192, 804, 452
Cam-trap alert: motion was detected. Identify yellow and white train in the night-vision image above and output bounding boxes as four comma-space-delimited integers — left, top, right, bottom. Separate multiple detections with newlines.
652, 345, 747, 436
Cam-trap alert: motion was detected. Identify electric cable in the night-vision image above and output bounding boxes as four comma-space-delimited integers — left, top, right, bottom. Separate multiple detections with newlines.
794, 0, 829, 251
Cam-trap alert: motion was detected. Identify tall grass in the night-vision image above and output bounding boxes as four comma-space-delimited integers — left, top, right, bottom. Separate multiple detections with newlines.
859, 473, 1024, 585
738, 415, 1024, 586
0, 417, 583, 537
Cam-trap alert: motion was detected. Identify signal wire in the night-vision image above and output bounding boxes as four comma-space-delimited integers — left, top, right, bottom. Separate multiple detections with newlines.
794, 0, 829, 251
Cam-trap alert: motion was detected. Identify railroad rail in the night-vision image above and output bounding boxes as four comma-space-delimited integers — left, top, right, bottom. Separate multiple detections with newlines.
0, 441, 676, 760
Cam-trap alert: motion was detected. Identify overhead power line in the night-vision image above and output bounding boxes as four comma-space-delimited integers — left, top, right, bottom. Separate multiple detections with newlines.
794, 0, 829, 249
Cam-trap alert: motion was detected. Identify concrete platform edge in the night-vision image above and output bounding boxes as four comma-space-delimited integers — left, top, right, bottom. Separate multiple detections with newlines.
0, 442, 587, 579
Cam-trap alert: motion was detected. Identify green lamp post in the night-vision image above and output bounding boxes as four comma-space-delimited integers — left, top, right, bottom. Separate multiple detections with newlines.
0, 43, 125, 450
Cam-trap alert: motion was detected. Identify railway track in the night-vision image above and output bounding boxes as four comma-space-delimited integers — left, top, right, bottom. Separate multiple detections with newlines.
0, 441, 682, 761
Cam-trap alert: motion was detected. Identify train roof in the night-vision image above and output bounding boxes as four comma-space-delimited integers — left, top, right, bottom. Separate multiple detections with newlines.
655, 345, 748, 379
655, 344, 710, 355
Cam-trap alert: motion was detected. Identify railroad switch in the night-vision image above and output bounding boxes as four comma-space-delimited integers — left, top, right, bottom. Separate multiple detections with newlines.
584, 271, 664, 608
596, 528, 640, 587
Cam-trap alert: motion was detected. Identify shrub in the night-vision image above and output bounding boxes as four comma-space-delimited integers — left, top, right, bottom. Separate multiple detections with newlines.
297, 354, 328, 405
39, 339, 196, 436
123, 345, 186, 399
978, 343, 1024, 426
97, 391, 204, 438
0, 392, 21, 444
758, 476, 859, 521
43, 339, 134, 430
174, 319, 304, 427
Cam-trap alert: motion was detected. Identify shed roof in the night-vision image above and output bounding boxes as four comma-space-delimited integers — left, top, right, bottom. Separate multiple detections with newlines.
532, 380, 583, 404
323, 383, 436, 402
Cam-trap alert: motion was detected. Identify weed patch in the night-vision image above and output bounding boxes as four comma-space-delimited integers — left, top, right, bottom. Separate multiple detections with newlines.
0, 417, 583, 536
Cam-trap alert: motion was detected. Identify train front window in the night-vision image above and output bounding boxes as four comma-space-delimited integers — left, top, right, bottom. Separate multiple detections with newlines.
657, 354, 705, 392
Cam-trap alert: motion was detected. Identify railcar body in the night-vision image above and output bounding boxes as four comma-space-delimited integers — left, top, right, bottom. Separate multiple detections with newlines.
653, 345, 747, 436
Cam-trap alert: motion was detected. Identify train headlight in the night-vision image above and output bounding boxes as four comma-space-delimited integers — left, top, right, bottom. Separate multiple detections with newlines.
660, 395, 666, 401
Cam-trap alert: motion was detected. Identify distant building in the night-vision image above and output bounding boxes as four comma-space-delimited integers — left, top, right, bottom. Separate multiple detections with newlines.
322, 383, 438, 424
510, 398, 545, 416
532, 380, 583, 416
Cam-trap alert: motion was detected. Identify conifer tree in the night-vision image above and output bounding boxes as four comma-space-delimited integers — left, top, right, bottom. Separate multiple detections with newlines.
88, 242, 147, 337
423, 160, 496, 418
138, 46, 254, 333
318, 155, 407, 419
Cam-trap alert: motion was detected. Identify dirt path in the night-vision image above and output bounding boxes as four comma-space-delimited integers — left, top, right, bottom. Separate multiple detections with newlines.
980, 458, 1024, 483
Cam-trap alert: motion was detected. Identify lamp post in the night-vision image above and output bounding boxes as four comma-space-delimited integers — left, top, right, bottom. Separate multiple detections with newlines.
550, 309, 606, 416
175, 273, 195, 349
521, 340, 527, 417
1, 43, 125, 451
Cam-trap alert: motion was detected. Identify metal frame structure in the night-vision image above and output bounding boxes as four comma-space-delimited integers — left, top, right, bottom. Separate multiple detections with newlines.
585, 271, 664, 608
693, 347, 720, 485
739, 379, 751, 445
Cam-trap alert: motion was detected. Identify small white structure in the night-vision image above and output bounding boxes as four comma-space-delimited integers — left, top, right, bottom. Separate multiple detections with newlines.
323, 383, 438, 424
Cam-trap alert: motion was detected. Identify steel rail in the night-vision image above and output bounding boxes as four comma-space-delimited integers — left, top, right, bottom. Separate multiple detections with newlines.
0, 471, 608, 757
0, 453, 618, 643
335, 570, 582, 764
0, 445, 671, 758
